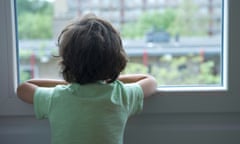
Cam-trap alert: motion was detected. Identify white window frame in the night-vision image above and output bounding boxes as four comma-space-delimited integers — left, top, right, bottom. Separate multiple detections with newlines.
1, 0, 240, 115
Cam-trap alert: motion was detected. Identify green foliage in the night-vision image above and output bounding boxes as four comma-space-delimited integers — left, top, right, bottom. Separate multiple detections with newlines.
122, 0, 208, 38
17, 0, 53, 15
122, 9, 176, 38
168, 0, 207, 36
18, 13, 53, 39
17, 0, 53, 39
123, 55, 220, 86
123, 63, 148, 74
19, 70, 31, 83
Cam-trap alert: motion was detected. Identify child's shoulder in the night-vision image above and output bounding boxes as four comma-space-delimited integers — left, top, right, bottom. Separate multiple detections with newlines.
114, 80, 142, 92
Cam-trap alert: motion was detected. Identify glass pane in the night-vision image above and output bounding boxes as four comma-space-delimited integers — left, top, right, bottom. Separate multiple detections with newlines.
17, 0, 223, 86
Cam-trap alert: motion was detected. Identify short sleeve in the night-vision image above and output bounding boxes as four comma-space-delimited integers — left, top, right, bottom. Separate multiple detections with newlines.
124, 83, 144, 116
34, 87, 54, 119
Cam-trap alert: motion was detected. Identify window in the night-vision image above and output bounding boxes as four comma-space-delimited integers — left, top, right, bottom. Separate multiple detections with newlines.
17, 0, 224, 86
1, 0, 240, 115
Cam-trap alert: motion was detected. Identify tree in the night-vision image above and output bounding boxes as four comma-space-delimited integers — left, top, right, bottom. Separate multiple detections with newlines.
16, 0, 53, 39
168, 0, 207, 36
17, 0, 53, 15
122, 9, 176, 38
121, 0, 207, 38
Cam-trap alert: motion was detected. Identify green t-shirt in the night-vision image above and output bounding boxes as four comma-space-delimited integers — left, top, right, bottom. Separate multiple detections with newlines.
34, 80, 144, 144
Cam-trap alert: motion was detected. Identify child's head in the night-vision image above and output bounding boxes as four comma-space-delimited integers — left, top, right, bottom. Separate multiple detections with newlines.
57, 14, 128, 84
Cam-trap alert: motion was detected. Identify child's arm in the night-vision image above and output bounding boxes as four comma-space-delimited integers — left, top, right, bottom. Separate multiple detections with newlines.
17, 79, 68, 104
118, 74, 157, 98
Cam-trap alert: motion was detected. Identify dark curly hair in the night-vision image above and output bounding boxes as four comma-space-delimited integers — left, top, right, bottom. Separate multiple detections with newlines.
57, 14, 128, 84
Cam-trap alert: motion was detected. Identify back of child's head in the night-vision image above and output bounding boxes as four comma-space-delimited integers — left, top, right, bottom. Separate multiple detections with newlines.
57, 14, 128, 84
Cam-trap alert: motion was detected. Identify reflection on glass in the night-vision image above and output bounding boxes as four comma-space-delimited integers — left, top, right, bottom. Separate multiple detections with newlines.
17, 0, 222, 86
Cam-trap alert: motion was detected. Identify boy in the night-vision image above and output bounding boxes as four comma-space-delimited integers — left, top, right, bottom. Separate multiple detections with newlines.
17, 14, 157, 144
